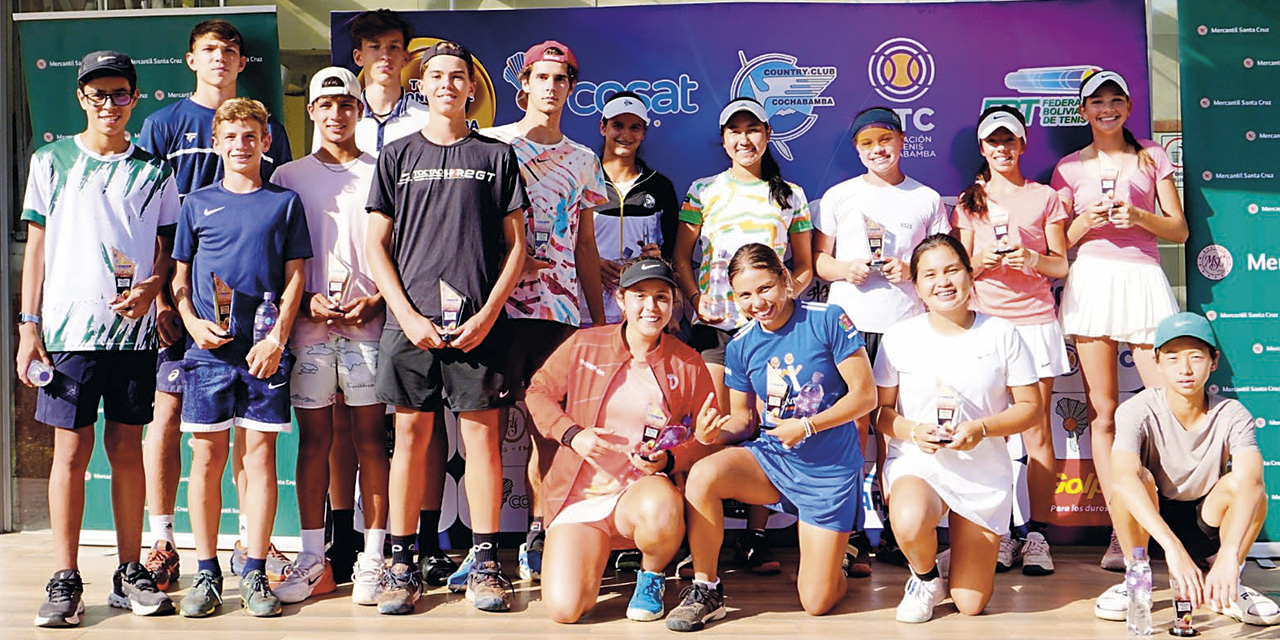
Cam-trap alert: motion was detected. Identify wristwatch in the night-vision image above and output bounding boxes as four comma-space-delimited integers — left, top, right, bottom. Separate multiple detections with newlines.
17, 312, 41, 326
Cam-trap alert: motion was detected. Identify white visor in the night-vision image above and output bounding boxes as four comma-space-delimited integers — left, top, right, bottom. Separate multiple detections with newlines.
601, 95, 650, 125
977, 110, 1026, 141
1079, 70, 1129, 101
718, 98, 768, 127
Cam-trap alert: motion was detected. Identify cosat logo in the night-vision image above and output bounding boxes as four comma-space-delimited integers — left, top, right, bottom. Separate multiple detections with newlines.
731, 50, 837, 161
867, 38, 934, 104
1196, 244, 1234, 280
502, 51, 700, 121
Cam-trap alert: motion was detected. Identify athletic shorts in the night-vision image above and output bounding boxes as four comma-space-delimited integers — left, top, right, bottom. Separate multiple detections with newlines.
36, 350, 157, 429
156, 337, 188, 394
860, 331, 883, 366
290, 335, 379, 409
689, 325, 737, 367
180, 354, 295, 433
506, 319, 576, 396
1159, 495, 1221, 561
375, 325, 513, 413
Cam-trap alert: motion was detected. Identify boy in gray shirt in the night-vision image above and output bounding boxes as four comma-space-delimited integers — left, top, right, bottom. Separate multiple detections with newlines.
1093, 312, 1276, 627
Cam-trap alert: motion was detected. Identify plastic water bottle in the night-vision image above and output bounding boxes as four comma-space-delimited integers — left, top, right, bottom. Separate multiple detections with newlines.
704, 251, 730, 319
793, 372, 825, 417
1126, 547, 1153, 636
27, 360, 54, 387
252, 292, 279, 343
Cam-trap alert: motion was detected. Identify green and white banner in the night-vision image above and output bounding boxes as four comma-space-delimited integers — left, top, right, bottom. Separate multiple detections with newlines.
1180, 1, 1280, 549
15, 7, 292, 542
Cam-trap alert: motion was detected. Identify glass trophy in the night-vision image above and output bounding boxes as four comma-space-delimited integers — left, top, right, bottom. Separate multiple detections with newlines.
327, 258, 352, 309
991, 209, 1016, 255
111, 247, 135, 303
439, 279, 467, 342
211, 273, 234, 333
936, 380, 958, 445
865, 215, 887, 267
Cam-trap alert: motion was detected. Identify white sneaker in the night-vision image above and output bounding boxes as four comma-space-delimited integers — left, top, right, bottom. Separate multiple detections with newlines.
936, 548, 951, 580
995, 534, 1022, 572
896, 574, 947, 623
1094, 582, 1128, 621
1209, 585, 1280, 626
273, 552, 333, 604
352, 552, 385, 606
1019, 532, 1054, 576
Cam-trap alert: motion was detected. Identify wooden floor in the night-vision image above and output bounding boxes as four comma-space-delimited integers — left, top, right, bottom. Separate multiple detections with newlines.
2, 531, 1278, 639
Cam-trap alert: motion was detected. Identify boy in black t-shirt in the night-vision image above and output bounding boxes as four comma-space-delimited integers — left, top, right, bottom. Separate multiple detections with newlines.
365, 41, 528, 615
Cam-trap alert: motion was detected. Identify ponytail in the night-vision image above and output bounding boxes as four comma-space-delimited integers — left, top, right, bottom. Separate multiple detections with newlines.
1122, 127, 1154, 169
956, 160, 993, 219
760, 148, 793, 210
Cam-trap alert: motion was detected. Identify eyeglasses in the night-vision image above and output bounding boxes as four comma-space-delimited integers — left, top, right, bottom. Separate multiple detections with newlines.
81, 90, 135, 108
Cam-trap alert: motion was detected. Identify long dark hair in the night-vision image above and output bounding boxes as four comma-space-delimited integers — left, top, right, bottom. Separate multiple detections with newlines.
721, 99, 793, 210
727, 243, 789, 287
957, 105, 1026, 219
909, 234, 973, 282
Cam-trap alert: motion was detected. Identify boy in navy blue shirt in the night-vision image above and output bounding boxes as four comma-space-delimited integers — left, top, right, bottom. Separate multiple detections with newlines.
135, 19, 293, 587
171, 98, 310, 618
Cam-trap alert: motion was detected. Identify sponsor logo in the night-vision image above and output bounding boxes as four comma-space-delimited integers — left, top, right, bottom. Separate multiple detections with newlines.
667, 374, 679, 390
1249, 203, 1260, 214
167, 369, 180, 382
185, 132, 198, 143
202, 206, 224, 217
501, 51, 700, 122
1161, 135, 1183, 169
1055, 470, 1103, 501
867, 37, 934, 103
36, 59, 47, 70
1198, 25, 1208, 36
1206, 310, 1218, 321
731, 50, 837, 161
982, 64, 1096, 128
267, 380, 287, 390
1246, 130, 1257, 141
154, 90, 164, 102
1055, 396, 1089, 454
1254, 343, 1264, 354
1248, 253, 1280, 271
1196, 244, 1233, 280
643, 194, 656, 209
1244, 57, 1255, 69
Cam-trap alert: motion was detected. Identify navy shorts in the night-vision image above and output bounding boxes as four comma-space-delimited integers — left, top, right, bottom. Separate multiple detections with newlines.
180, 354, 294, 433
505, 319, 576, 396
156, 338, 188, 394
376, 325, 513, 413
36, 350, 157, 429
689, 325, 737, 367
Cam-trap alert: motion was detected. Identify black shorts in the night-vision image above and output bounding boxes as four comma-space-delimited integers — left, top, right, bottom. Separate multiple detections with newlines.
861, 331, 883, 365
1158, 495, 1221, 561
37, 350, 158, 429
506, 319, 576, 396
689, 325, 737, 366
375, 326, 513, 413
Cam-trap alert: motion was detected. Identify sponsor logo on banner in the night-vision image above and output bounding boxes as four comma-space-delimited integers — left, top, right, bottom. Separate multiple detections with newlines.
1055, 396, 1090, 456
867, 37, 934, 103
1196, 244, 1234, 280
381, 37, 498, 129
502, 51, 701, 122
981, 64, 1096, 127
1052, 458, 1110, 527
730, 51, 837, 161
1248, 252, 1280, 270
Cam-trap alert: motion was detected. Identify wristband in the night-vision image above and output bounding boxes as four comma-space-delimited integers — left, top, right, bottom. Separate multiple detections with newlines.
1026, 251, 1040, 270
661, 451, 676, 475
18, 312, 41, 325
560, 425, 585, 447
801, 417, 816, 438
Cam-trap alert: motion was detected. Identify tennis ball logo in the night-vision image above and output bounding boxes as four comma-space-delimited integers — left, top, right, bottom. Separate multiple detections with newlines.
868, 37, 935, 104
352, 36, 498, 129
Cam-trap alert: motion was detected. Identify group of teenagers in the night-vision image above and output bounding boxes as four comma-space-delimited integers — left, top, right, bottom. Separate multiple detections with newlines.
18, 8, 1278, 632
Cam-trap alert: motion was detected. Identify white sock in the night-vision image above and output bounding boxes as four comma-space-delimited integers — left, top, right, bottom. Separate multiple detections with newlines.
693, 578, 720, 590
364, 529, 387, 558
300, 528, 326, 559
238, 515, 249, 546
149, 514, 176, 545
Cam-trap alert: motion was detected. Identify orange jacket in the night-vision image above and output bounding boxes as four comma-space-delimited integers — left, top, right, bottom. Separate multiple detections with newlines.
525, 324, 716, 522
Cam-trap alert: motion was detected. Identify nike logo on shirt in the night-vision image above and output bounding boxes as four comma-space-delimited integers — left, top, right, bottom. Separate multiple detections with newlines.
267, 381, 287, 390
203, 207, 225, 216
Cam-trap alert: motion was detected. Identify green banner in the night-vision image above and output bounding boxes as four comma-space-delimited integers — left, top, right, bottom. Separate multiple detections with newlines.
15, 8, 297, 539
1179, 3, 1280, 546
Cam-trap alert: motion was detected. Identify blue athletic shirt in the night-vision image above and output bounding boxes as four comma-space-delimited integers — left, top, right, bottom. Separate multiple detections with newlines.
137, 98, 293, 197
172, 182, 312, 364
724, 301, 866, 529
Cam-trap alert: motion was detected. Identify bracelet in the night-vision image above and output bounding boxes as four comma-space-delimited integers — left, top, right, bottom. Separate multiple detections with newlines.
801, 417, 816, 438
560, 425, 585, 447
980, 421, 989, 438
661, 451, 676, 474
1026, 251, 1040, 270
910, 423, 919, 446
265, 334, 284, 350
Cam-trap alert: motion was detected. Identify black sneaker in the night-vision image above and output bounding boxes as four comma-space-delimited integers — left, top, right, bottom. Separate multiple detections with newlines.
109, 562, 175, 616
466, 560, 514, 612
733, 532, 780, 575
35, 569, 84, 627
615, 549, 643, 573
875, 529, 908, 567
843, 531, 873, 578
418, 551, 459, 587
376, 563, 422, 615
665, 582, 727, 632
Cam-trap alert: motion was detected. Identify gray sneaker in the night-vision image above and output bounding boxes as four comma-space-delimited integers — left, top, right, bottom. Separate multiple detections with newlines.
466, 561, 513, 612
376, 563, 422, 615
239, 569, 282, 617
181, 570, 224, 618
35, 569, 84, 628
665, 582, 726, 632
108, 562, 174, 616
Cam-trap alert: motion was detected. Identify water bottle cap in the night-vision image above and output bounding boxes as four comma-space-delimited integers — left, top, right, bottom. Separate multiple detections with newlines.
263, 292, 275, 302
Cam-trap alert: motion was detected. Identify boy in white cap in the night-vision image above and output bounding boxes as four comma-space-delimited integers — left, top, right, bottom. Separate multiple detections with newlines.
270, 66, 384, 605
1093, 312, 1278, 627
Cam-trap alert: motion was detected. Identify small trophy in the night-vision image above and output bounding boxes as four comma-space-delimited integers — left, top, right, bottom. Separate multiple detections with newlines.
865, 215, 888, 267
327, 258, 352, 309
211, 273, 234, 333
439, 279, 467, 342
991, 210, 1016, 255
936, 380, 958, 445
532, 213, 551, 260
1169, 578, 1198, 636
764, 362, 788, 428
111, 247, 135, 304
637, 403, 679, 459
1099, 153, 1120, 221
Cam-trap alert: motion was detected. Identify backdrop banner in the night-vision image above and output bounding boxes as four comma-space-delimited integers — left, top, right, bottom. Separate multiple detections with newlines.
16, 7, 291, 541
331, 0, 1150, 543
1179, 1, 1280, 549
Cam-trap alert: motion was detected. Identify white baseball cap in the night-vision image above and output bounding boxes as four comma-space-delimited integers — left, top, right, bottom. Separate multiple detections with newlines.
1079, 70, 1129, 101
718, 97, 768, 127
976, 109, 1026, 141
308, 66, 361, 103
601, 93, 650, 125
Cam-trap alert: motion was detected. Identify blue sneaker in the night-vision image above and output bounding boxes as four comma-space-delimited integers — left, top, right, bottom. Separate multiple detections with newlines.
517, 537, 543, 582
627, 570, 666, 621
446, 547, 475, 594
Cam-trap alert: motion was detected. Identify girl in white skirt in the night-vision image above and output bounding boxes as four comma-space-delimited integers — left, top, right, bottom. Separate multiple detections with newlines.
955, 106, 1070, 576
874, 234, 1041, 623
1050, 70, 1187, 569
